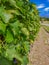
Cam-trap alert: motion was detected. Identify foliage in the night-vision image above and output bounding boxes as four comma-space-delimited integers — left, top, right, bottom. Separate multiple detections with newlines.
0, 0, 40, 65
40, 17, 49, 21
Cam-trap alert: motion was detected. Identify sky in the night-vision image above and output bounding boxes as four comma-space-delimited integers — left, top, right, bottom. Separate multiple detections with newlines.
30, 0, 49, 18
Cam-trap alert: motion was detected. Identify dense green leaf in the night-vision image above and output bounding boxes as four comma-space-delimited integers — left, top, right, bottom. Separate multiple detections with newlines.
0, 7, 13, 23
0, 55, 12, 65
0, 21, 6, 33
10, 21, 20, 36
4, 45, 22, 61
0, 0, 40, 65
21, 28, 30, 36
5, 29, 14, 43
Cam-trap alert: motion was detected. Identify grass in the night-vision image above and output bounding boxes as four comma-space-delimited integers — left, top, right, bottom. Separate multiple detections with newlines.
43, 26, 49, 33
43, 21, 49, 33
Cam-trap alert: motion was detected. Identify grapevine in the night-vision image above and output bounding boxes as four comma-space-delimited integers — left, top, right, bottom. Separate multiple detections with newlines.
0, 0, 40, 65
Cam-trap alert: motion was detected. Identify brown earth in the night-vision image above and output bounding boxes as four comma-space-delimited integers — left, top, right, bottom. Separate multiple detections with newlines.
28, 27, 49, 65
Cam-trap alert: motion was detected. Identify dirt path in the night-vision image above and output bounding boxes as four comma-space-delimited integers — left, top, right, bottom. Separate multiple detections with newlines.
28, 27, 49, 65
41, 23, 49, 26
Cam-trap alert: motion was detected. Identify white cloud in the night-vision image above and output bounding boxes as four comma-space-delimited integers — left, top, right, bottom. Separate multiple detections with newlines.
44, 7, 49, 11
37, 4, 45, 9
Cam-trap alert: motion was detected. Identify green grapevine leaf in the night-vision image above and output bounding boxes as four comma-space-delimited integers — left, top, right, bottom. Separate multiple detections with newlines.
4, 45, 22, 62
10, 20, 20, 36
0, 0, 40, 65
5, 29, 14, 43
0, 7, 13, 23
21, 28, 30, 36
0, 55, 12, 65
0, 21, 6, 33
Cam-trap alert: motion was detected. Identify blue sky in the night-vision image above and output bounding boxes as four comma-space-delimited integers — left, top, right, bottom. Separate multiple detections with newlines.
30, 0, 49, 18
